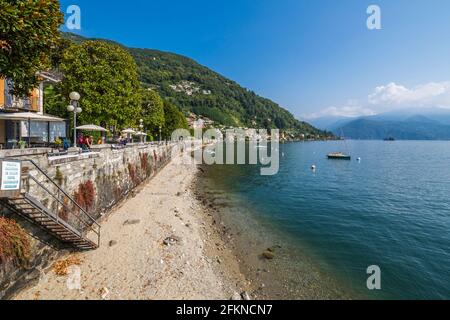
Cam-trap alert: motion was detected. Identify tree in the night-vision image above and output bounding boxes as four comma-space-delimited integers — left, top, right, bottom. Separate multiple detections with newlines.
141, 89, 165, 137
162, 100, 188, 139
0, 0, 64, 96
60, 41, 142, 129
43, 84, 65, 118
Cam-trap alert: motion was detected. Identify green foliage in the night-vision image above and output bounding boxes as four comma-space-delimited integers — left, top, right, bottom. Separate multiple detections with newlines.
18, 140, 26, 148
55, 167, 64, 186
49, 37, 72, 69
43, 84, 66, 118
0, 0, 64, 96
54, 137, 62, 146
162, 100, 189, 139
61, 32, 327, 137
141, 89, 165, 136
130, 47, 323, 134
60, 41, 142, 129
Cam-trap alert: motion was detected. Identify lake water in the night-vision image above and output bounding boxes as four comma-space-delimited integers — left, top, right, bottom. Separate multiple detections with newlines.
198, 140, 450, 300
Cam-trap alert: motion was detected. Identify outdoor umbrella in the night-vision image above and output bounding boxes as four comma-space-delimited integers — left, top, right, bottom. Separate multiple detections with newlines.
76, 124, 109, 132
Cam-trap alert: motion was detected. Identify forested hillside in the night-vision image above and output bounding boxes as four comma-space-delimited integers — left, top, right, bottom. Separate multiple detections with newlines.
63, 32, 326, 136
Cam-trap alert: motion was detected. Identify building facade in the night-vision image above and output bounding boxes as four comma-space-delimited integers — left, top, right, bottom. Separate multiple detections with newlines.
0, 76, 66, 149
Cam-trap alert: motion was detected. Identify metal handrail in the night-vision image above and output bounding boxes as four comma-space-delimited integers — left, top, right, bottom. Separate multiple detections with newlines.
18, 158, 100, 247
22, 159, 100, 228
28, 174, 98, 235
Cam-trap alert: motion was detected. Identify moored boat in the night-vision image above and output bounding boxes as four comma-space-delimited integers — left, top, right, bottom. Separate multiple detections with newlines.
327, 152, 351, 160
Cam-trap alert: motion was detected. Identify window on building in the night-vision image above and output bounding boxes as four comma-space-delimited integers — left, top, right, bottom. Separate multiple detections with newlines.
29, 121, 49, 143
20, 121, 66, 144
50, 122, 66, 142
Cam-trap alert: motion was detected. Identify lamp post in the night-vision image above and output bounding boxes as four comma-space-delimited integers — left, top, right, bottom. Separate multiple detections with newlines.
67, 91, 82, 148
159, 126, 162, 143
139, 119, 144, 143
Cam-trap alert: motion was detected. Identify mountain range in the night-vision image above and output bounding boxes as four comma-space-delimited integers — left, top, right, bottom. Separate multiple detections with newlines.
310, 108, 450, 140
63, 32, 325, 136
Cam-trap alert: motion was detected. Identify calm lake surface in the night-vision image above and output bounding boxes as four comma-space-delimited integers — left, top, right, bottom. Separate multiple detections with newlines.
199, 140, 450, 299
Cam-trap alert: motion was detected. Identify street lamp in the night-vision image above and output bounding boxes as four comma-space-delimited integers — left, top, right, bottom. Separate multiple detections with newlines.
67, 91, 82, 148
159, 125, 162, 143
139, 119, 144, 143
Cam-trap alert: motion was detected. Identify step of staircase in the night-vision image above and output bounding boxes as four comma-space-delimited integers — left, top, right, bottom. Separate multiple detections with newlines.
1, 194, 98, 250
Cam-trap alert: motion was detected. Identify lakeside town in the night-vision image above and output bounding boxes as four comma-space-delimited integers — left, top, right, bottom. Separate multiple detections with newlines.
3, 0, 450, 306
0, 0, 333, 301
0, 74, 331, 154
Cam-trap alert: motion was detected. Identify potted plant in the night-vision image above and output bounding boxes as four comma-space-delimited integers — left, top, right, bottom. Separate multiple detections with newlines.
18, 140, 26, 149
54, 137, 63, 151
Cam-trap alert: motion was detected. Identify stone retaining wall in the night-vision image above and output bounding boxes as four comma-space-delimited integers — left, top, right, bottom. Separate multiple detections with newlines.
0, 143, 173, 299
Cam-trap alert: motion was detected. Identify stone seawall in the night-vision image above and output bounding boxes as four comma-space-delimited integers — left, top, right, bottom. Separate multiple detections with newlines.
0, 143, 173, 299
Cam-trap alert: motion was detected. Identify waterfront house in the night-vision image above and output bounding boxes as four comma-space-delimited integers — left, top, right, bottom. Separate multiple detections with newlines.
0, 73, 67, 149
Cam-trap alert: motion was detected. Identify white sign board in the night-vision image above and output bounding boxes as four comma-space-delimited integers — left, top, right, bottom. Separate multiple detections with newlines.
1, 161, 22, 191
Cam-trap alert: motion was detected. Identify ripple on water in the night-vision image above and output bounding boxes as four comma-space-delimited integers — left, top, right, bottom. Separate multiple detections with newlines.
198, 141, 450, 299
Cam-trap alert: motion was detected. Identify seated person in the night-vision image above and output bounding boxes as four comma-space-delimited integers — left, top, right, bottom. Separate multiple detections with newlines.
86, 135, 94, 149
121, 135, 127, 146
63, 138, 71, 150
77, 134, 86, 150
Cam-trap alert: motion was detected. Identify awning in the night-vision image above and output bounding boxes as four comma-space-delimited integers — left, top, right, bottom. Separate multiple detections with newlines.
134, 131, 147, 136
122, 129, 136, 134
0, 112, 66, 122
76, 124, 109, 132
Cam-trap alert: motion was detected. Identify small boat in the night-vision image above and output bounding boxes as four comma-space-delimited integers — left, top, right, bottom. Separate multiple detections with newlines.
328, 129, 351, 160
384, 137, 396, 141
327, 152, 351, 160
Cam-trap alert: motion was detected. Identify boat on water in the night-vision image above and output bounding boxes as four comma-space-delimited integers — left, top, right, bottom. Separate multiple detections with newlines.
328, 129, 351, 160
327, 152, 351, 160
384, 137, 396, 141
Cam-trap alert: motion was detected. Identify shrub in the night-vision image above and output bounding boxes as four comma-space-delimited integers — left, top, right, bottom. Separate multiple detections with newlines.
73, 180, 96, 212
58, 197, 70, 221
128, 163, 140, 186
0, 217, 31, 268
55, 167, 64, 186
140, 153, 149, 176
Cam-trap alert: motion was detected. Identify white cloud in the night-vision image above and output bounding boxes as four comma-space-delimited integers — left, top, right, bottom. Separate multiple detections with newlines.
307, 81, 450, 119
368, 82, 450, 107
304, 103, 375, 120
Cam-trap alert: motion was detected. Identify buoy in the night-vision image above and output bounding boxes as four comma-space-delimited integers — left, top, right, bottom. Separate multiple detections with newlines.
357, 157, 361, 162
311, 165, 316, 171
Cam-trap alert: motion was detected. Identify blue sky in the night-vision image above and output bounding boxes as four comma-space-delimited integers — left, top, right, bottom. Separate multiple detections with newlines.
60, 0, 450, 120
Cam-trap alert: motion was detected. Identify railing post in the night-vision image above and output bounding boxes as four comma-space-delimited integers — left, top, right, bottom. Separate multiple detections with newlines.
56, 189, 60, 223
15, 159, 101, 249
